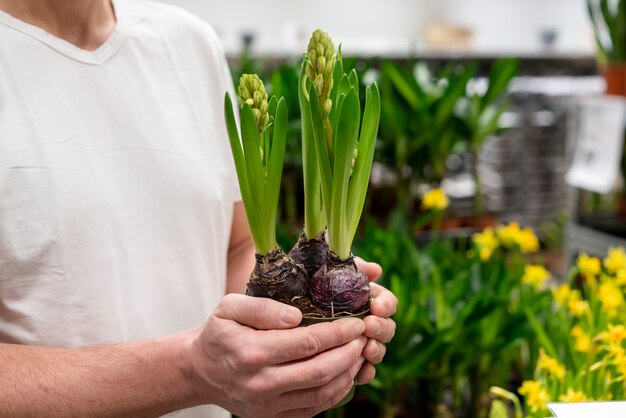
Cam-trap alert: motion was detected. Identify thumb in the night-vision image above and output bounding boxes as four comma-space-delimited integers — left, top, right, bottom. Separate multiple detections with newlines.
214, 293, 302, 330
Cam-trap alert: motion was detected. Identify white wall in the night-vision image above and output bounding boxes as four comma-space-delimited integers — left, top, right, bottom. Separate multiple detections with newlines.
155, 0, 594, 57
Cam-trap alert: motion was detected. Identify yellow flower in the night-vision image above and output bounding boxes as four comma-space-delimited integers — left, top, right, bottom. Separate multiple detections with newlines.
568, 296, 589, 318
495, 223, 539, 253
615, 356, 626, 380
518, 227, 540, 253
616, 270, 626, 286
522, 265, 550, 289
607, 342, 626, 360
519, 380, 549, 413
537, 349, 566, 379
496, 223, 521, 248
473, 227, 499, 261
598, 281, 625, 317
559, 388, 588, 403
577, 253, 601, 279
571, 326, 591, 353
421, 188, 449, 211
604, 247, 626, 274
479, 247, 493, 262
553, 284, 572, 306
602, 324, 626, 345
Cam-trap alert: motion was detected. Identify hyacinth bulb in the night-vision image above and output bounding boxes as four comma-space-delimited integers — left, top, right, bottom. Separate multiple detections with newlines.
288, 231, 329, 279
309, 254, 371, 314
247, 248, 308, 303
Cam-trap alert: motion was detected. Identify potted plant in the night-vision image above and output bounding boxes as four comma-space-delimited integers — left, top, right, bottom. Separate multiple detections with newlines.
587, 0, 626, 95
456, 58, 518, 222
376, 61, 475, 225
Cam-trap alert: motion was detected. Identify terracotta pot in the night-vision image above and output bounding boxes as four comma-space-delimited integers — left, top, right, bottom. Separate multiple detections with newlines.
462, 214, 497, 229
603, 64, 626, 96
301, 309, 370, 408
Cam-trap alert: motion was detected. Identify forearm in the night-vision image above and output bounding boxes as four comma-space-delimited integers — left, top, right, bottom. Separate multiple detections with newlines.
0, 329, 200, 417
226, 235, 255, 295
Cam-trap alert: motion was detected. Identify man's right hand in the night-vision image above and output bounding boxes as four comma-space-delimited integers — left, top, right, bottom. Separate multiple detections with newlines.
186, 293, 367, 418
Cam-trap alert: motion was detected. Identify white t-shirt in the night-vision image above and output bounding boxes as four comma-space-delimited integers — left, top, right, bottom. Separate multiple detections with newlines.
0, 1, 239, 417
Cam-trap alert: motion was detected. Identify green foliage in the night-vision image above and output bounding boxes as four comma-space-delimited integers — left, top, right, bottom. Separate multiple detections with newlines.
376, 59, 517, 218
353, 221, 551, 417
224, 90, 288, 255
305, 56, 381, 259
587, 0, 626, 64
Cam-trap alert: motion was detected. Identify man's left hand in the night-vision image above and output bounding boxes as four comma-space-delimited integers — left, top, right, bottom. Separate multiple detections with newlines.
354, 257, 397, 385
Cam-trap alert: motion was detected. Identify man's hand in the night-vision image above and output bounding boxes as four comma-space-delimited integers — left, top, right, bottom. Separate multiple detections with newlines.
354, 258, 397, 385
188, 294, 367, 418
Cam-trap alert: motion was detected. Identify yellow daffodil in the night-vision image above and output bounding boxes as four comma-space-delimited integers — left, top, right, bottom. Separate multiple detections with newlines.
571, 326, 591, 353
616, 269, 626, 286
577, 253, 601, 279
496, 223, 521, 248
472, 227, 499, 262
568, 294, 589, 318
598, 281, 625, 317
607, 342, 626, 359
602, 324, 626, 345
522, 265, 550, 289
495, 222, 539, 253
519, 380, 549, 414
421, 188, 449, 211
604, 247, 626, 273
553, 284, 572, 306
537, 349, 566, 379
518, 227, 540, 253
559, 388, 588, 403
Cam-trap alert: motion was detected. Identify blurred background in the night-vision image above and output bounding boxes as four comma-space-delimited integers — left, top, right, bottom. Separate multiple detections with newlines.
158, 1, 626, 417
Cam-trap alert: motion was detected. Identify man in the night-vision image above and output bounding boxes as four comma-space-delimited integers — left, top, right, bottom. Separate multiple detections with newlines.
0, 0, 397, 417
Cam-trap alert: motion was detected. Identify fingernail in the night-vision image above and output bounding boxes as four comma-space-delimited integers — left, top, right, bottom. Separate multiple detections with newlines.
280, 307, 300, 325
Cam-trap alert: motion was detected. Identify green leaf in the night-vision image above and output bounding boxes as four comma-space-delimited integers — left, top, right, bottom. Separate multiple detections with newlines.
381, 61, 421, 110
329, 88, 360, 259
299, 61, 325, 238
482, 58, 518, 108
435, 64, 475, 130
309, 85, 334, 226
523, 307, 558, 359
347, 83, 381, 240
263, 97, 288, 250
223, 93, 266, 253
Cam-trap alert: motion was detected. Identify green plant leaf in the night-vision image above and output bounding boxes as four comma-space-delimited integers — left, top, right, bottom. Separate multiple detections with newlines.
309, 84, 334, 225
329, 87, 361, 259
224, 93, 267, 253
263, 97, 288, 250
347, 83, 381, 240
299, 61, 325, 238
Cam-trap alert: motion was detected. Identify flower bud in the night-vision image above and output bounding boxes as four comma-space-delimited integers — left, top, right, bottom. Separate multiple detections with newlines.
238, 73, 269, 134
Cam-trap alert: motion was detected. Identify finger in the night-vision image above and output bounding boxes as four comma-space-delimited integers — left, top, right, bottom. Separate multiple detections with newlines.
364, 316, 396, 343
362, 339, 386, 365
355, 362, 376, 385
259, 318, 365, 365
278, 356, 364, 410
370, 282, 398, 318
214, 293, 302, 330
273, 336, 367, 392
276, 383, 354, 418
354, 257, 382, 282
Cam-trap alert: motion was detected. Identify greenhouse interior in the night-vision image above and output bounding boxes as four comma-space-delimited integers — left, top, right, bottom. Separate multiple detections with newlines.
3, 0, 626, 417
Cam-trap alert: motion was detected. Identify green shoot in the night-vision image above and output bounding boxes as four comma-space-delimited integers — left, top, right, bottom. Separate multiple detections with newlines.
224, 74, 288, 256
299, 30, 336, 239
304, 48, 381, 260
